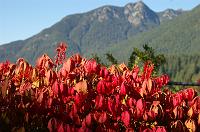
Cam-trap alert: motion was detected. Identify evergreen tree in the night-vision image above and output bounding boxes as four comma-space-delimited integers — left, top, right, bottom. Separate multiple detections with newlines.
105, 53, 118, 65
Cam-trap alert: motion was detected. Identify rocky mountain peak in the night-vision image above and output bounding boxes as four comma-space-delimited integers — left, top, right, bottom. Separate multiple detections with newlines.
124, 1, 159, 26
91, 6, 122, 22
163, 9, 178, 19
133, 1, 146, 10
124, 1, 147, 12
159, 9, 184, 22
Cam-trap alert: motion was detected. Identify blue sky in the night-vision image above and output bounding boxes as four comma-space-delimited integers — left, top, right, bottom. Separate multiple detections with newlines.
0, 0, 200, 44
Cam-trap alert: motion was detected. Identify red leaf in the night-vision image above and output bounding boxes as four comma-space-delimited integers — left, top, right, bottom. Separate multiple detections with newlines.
30, 68, 38, 82
147, 110, 157, 120
107, 97, 116, 114
94, 111, 107, 124
74, 93, 86, 105
115, 94, 120, 109
24, 112, 29, 123
147, 79, 152, 93
63, 58, 75, 72
46, 70, 57, 85
183, 88, 196, 101
59, 68, 68, 78
46, 70, 51, 84
125, 128, 135, 132
126, 97, 136, 108
142, 79, 147, 91
55, 42, 67, 65
52, 80, 59, 95
65, 124, 74, 132
85, 114, 92, 126
100, 67, 109, 78
172, 94, 182, 107
132, 66, 139, 79
1, 78, 9, 98
48, 118, 57, 132
143, 111, 148, 121
68, 87, 74, 95
143, 128, 153, 132
57, 123, 64, 132
60, 83, 64, 93
97, 80, 106, 94
142, 61, 154, 80
193, 96, 200, 113
74, 115, 81, 126
121, 111, 130, 127
119, 81, 126, 95
135, 99, 145, 118
150, 101, 164, 120
70, 104, 77, 118
36, 54, 54, 69
19, 82, 32, 94
152, 101, 160, 106
105, 82, 114, 94
140, 81, 147, 97
72, 54, 82, 64
136, 99, 144, 111
95, 95, 104, 109
37, 91, 43, 104
85, 59, 100, 74
176, 106, 183, 119
150, 101, 160, 117
156, 126, 167, 132
48, 97, 53, 108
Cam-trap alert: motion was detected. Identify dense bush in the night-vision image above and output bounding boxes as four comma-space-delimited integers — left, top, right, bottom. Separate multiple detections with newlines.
0, 42, 200, 131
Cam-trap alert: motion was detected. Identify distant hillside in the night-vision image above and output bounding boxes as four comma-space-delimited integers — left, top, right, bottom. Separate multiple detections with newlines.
0, 1, 183, 64
101, 5, 200, 82
158, 8, 184, 22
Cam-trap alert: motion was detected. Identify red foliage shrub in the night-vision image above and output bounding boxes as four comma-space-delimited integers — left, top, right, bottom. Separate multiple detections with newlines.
0, 42, 200, 131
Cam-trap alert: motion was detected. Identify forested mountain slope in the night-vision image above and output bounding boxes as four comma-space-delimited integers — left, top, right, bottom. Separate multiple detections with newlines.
0, 1, 183, 64
101, 5, 200, 82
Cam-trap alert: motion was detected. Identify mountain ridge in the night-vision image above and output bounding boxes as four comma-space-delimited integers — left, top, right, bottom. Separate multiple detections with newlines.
99, 4, 200, 82
0, 1, 186, 64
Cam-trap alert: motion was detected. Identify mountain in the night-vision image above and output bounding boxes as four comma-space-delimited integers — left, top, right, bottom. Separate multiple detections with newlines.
158, 9, 184, 22
101, 4, 200, 82
0, 1, 182, 64
103, 4, 200, 58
